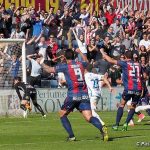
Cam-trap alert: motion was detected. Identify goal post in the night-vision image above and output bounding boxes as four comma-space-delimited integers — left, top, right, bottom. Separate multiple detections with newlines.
0, 39, 27, 88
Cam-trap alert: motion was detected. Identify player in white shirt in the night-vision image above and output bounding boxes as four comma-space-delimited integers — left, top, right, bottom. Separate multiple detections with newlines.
84, 65, 113, 126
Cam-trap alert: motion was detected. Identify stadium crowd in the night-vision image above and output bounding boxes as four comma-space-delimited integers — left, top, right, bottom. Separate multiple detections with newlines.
0, 0, 150, 88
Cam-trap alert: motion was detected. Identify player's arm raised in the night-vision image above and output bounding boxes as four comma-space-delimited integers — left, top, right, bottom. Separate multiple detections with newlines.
100, 48, 117, 65
76, 48, 89, 63
103, 76, 113, 92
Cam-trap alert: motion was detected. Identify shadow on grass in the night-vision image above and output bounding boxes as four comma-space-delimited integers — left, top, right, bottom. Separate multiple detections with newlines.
108, 135, 145, 141
75, 135, 144, 142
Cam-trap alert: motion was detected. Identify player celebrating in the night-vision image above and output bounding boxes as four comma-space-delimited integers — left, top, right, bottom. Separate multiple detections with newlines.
84, 64, 113, 126
14, 77, 46, 118
135, 70, 150, 118
100, 49, 142, 131
40, 49, 108, 141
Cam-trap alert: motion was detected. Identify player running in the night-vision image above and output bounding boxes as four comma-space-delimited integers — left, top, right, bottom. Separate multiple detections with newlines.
40, 49, 108, 141
100, 49, 142, 131
84, 64, 113, 126
135, 68, 150, 118
14, 77, 46, 118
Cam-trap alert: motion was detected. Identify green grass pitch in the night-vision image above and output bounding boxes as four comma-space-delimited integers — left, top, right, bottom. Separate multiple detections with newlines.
0, 112, 150, 150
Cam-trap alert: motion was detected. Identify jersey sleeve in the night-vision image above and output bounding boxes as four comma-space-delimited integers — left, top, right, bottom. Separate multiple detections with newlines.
55, 64, 67, 73
81, 61, 88, 69
117, 60, 126, 68
14, 84, 22, 101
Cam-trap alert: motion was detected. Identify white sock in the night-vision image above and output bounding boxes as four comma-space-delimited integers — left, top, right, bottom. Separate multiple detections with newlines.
135, 105, 150, 112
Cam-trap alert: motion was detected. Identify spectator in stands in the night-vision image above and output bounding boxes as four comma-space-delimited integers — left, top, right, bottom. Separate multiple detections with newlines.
6, 3, 15, 17
37, 36, 48, 60
0, 1, 150, 89
108, 65, 122, 87
87, 38, 97, 61
61, 10, 72, 48
72, 28, 87, 61
139, 34, 150, 49
110, 19, 124, 36
10, 24, 25, 39
27, 54, 42, 87
47, 35, 58, 59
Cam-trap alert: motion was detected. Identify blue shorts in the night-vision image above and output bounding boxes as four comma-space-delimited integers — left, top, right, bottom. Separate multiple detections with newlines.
122, 90, 142, 105
61, 97, 91, 113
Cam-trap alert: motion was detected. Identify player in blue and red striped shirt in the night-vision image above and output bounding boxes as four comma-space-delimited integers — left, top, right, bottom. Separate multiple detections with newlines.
40, 49, 108, 141
100, 49, 142, 131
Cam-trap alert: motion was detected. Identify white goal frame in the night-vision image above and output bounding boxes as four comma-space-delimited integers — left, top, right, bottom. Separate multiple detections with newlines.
0, 39, 27, 83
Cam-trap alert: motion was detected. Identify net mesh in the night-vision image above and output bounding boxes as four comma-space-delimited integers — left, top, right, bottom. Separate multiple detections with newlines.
0, 42, 23, 88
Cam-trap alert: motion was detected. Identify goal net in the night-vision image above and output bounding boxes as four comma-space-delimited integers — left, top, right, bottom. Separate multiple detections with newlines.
0, 39, 26, 116
0, 39, 26, 89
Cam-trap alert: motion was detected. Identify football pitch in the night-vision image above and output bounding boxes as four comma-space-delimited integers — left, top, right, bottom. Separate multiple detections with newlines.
0, 112, 150, 150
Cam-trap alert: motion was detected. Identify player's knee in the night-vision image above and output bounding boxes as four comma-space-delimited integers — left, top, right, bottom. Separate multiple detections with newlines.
119, 104, 125, 108
84, 114, 92, 122
59, 110, 67, 117
85, 116, 91, 122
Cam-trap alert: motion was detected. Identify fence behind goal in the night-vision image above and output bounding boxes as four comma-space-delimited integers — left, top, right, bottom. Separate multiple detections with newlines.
0, 39, 26, 88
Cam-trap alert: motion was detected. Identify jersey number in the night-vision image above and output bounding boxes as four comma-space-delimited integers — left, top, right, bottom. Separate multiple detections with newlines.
74, 68, 83, 81
129, 65, 140, 77
91, 79, 99, 88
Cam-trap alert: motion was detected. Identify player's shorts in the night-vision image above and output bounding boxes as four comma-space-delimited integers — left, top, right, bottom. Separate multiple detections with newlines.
61, 96, 91, 113
23, 89, 36, 102
138, 94, 150, 106
122, 90, 142, 105
90, 96, 100, 104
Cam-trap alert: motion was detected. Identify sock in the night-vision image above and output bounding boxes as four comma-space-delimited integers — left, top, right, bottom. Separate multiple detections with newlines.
126, 109, 135, 124
89, 117, 103, 133
20, 104, 26, 111
92, 110, 105, 126
116, 107, 123, 126
60, 115, 74, 138
34, 103, 45, 116
136, 105, 150, 112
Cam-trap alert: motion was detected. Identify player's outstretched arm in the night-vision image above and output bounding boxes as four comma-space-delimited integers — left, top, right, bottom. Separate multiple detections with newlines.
103, 76, 113, 92
40, 58, 55, 73
100, 48, 117, 65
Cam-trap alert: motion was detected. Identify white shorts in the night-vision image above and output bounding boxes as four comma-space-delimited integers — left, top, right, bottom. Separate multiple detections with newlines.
90, 96, 100, 110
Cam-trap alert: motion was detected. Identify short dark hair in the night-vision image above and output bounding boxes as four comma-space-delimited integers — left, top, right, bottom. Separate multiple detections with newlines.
14, 76, 21, 82
125, 50, 133, 59
64, 49, 74, 60
86, 64, 93, 72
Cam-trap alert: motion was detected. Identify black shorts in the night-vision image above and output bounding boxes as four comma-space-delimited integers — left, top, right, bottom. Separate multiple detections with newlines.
122, 90, 142, 105
23, 89, 36, 102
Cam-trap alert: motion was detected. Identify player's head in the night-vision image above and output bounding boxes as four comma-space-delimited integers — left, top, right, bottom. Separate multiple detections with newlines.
64, 49, 75, 60
124, 50, 133, 60
86, 64, 93, 72
13, 76, 21, 85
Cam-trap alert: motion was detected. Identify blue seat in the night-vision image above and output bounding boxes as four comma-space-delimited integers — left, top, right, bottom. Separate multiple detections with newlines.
50, 80, 58, 88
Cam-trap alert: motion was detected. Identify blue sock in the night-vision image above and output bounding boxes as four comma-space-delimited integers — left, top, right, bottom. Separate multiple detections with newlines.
90, 117, 103, 132
116, 107, 123, 126
60, 116, 74, 138
126, 109, 135, 124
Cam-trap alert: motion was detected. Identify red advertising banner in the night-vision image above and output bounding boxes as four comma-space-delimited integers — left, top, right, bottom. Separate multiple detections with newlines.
0, 0, 149, 12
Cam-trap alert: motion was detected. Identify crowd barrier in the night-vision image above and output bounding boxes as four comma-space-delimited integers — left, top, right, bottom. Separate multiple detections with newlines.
0, 87, 150, 116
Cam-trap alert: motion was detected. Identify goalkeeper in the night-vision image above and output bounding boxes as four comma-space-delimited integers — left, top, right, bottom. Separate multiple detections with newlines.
14, 76, 46, 118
